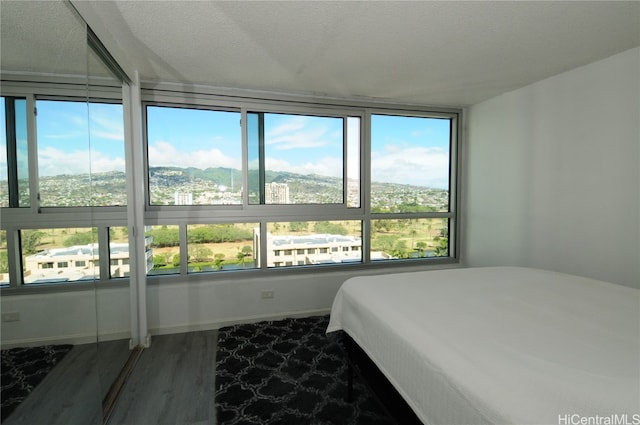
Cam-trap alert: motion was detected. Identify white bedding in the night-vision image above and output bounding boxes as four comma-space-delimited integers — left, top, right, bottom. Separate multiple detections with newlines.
327, 267, 640, 425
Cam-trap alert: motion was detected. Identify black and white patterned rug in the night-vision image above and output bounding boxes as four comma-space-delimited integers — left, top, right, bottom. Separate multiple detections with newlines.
1, 344, 73, 421
215, 315, 395, 425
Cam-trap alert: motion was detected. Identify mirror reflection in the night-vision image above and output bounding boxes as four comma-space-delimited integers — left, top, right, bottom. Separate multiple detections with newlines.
1, 1, 132, 424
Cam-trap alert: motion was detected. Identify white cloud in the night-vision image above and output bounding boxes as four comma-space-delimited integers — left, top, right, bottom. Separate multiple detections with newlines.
37, 146, 125, 176
266, 116, 339, 150
90, 116, 125, 142
267, 116, 306, 137
267, 127, 332, 150
371, 146, 449, 188
148, 140, 240, 169
42, 131, 86, 140
90, 152, 126, 174
265, 155, 342, 178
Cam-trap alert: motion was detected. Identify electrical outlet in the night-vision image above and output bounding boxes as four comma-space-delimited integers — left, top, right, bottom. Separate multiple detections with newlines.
2, 312, 20, 322
261, 290, 275, 299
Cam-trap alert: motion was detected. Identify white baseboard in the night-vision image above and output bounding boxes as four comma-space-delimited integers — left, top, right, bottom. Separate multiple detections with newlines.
1, 310, 332, 348
1, 330, 132, 349
148, 308, 331, 337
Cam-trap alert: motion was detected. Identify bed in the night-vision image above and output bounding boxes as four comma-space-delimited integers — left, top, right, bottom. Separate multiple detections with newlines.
326, 266, 640, 425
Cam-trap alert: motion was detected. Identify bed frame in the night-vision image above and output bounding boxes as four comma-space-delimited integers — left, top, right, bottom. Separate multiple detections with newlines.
343, 333, 423, 425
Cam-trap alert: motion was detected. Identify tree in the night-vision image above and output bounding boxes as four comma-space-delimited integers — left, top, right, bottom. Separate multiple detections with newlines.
0, 251, 8, 274
22, 230, 45, 255
289, 222, 308, 232
64, 229, 97, 247
313, 221, 347, 235
373, 235, 395, 254
415, 241, 427, 257
189, 245, 212, 263
153, 255, 167, 268
213, 253, 225, 270
236, 245, 252, 268
392, 240, 409, 258
409, 228, 417, 249
434, 237, 448, 256
236, 250, 246, 267
373, 220, 392, 233
147, 227, 180, 248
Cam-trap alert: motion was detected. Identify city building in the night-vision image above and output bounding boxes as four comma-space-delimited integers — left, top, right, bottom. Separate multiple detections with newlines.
265, 182, 290, 204
173, 192, 193, 205
254, 229, 362, 267
1, 2, 638, 423
24, 243, 130, 283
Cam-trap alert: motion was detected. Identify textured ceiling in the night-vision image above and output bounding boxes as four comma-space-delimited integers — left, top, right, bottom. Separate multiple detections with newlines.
3, 1, 640, 106
0, 1, 87, 76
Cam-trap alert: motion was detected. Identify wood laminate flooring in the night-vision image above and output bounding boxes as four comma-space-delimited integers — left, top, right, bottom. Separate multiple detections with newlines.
4, 331, 218, 425
4, 339, 130, 425
107, 330, 218, 425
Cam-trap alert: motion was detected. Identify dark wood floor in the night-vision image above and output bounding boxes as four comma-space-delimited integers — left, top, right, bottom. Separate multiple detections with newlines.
4, 331, 218, 425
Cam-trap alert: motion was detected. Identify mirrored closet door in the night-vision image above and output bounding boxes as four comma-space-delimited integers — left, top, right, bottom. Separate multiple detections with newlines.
1, 1, 133, 424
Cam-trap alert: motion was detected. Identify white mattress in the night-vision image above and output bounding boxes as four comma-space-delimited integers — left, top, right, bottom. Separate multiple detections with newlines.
327, 267, 640, 425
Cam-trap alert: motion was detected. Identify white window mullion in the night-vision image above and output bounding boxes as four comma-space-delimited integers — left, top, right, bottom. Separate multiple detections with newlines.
123, 73, 149, 347
26, 94, 40, 213
241, 108, 249, 208
6, 229, 22, 287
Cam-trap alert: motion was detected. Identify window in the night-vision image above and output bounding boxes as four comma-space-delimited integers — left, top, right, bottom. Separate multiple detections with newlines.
21, 227, 99, 284
141, 96, 458, 277
145, 225, 180, 275
36, 100, 126, 207
263, 221, 362, 268
371, 218, 449, 260
247, 112, 359, 206
370, 114, 450, 213
0, 230, 8, 286
187, 223, 258, 273
146, 106, 242, 206
109, 226, 130, 278
370, 114, 454, 260
1, 89, 126, 287
1, 97, 29, 207
3, 86, 459, 286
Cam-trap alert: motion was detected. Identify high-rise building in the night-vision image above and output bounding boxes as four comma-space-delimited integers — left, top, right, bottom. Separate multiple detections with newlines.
265, 182, 290, 204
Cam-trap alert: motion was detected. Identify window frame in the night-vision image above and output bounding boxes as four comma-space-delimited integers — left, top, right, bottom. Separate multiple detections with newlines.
1, 80, 462, 290
1, 81, 128, 289
367, 110, 459, 261
140, 87, 461, 282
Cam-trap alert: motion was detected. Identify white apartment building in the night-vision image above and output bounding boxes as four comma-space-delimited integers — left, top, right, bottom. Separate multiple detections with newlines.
254, 229, 363, 267
24, 243, 130, 283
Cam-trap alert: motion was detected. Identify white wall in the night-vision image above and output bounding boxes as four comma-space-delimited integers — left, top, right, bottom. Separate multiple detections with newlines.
1, 263, 458, 345
464, 47, 640, 288
6, 47, 637, 347
145, 263, 456, 336
1, 286, 131, 347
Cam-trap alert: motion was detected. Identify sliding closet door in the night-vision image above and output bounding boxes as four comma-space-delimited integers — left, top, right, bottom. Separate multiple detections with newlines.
0, 1, 104, 424
86, 36, 134, 421
0, 1, 135, 423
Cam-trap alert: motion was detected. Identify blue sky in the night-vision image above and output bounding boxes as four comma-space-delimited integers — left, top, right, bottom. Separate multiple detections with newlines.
371, 114, 450, 189
2, 100, 451, 189
35, 100, 125, 176
148, 106, 451, 188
